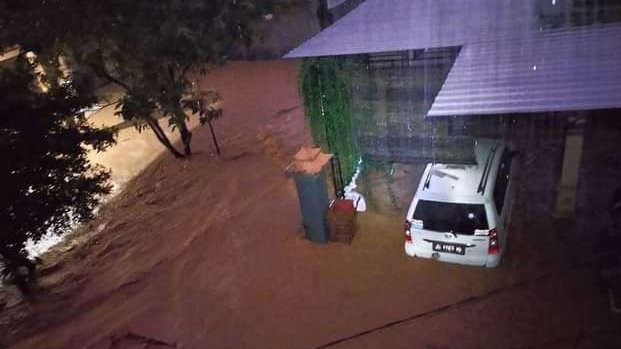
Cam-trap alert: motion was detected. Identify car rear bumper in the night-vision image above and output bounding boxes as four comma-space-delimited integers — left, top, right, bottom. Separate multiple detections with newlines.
405, 242, 500, 268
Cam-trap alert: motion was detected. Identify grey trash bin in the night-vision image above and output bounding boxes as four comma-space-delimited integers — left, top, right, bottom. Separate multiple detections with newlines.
294, 170, 330, 243
288, 146, 332, 243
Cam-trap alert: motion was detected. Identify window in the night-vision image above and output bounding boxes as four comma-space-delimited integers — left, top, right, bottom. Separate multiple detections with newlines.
493, 150, 512, 214
412, 200, 488, 235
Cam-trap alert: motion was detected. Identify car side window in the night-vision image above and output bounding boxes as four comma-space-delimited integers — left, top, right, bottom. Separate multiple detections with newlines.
493, 150, 512, 215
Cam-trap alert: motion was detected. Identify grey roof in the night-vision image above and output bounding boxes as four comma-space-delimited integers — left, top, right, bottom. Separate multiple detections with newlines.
286, 0, 621, 116
427, 25, 621, 117
284, 0, 537, 58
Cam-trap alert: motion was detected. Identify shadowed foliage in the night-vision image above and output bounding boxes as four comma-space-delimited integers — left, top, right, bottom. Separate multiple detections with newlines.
0, 0, 287, 158
0, 63, 115, 294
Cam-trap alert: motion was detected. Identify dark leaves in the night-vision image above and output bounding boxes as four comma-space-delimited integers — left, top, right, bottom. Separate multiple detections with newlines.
181, 89, 223, 126
0, 0, 286, 157
0, 67, 115, 257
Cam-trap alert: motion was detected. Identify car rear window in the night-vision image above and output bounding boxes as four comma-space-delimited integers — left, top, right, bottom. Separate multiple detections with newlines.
412, 200, 488, 235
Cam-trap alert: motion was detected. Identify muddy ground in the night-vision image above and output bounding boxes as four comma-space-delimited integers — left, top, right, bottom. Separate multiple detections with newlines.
1, 61, 620, 349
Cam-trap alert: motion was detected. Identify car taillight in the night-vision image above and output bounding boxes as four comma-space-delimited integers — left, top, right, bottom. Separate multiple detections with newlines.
404, 221, 412, 243
488, 228, 499, 255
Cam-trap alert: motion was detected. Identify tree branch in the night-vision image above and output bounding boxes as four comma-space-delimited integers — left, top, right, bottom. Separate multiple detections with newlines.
87, 63, 131, 91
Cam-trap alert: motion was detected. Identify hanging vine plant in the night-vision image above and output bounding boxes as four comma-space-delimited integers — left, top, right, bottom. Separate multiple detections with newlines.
300, 57, 359, 188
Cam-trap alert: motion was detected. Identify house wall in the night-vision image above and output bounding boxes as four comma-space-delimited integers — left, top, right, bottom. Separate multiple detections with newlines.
537, 0, 621, 29
353, 114, 569, 221
348, 50, 569, 225
236, 0, 366, 59
329, 0, 366, 21
555, 125, 584, 217
575, 111, 621, 238
350, 48, 472, 164
439, 114, 568, 228
327, 0, 347, 8
235, 1, 321, 59
507, 116, 568, 230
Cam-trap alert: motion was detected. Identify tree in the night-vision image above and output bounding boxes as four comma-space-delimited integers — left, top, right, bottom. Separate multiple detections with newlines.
0, 63, 115, 294
0, 0, 286, 158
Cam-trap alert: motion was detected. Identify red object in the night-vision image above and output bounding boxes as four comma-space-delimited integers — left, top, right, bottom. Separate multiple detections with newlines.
405, 231, 412, 243
404, 221, 412, 243
332, 199, 355, 213
488, 227, 500, 255
404, 220, 411, 231
328, 199, 357, 244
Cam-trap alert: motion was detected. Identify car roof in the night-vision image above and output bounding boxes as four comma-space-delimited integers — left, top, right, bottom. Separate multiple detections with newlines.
416, 139, 505, 204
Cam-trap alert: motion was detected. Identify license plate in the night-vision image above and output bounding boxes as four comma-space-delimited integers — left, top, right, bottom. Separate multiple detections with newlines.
432, 242, 466, 255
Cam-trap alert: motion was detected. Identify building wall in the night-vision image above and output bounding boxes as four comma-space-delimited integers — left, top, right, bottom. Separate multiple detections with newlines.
329, 0, 366, 21
348, 49, 569, 228
507, 115, 568, 230
327, 0, 347, 8
236, 0, 366, 59
235, 1, 321, 59
350, 48, 472, 164
575, 111, 621, 237
537, 0, 621, 29
439, 114, 568, 228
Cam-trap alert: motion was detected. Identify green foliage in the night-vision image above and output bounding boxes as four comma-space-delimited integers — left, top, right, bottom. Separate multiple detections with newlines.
0, 65, 115, 293
300, 58, 359, 187
0, 0, 286, 158
182, 90, 223, 126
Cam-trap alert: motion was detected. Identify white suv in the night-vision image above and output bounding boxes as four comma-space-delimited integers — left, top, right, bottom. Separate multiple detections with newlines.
404, 139, 515, 268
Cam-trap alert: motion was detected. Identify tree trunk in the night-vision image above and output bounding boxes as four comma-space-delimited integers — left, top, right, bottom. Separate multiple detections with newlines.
207, 119, 221, 155
146, 119, 185, 158
179, 121, 193, 156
